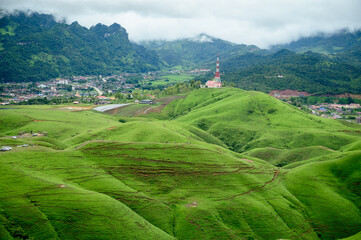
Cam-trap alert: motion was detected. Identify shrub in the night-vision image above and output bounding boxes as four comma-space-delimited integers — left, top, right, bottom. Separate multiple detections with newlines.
268, 108, 277, 114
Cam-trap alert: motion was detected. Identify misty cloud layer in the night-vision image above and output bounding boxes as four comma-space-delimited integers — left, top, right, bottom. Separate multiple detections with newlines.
1, 0, 361, 48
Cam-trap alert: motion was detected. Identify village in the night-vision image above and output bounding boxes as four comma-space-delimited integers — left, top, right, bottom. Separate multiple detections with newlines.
269, 89, 361, 123
0, 68, 211, 105
308, 102, 361, 123
1, 66, 361, 124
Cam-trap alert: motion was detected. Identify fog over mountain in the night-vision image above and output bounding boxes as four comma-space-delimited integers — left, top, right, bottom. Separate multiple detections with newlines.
1, 0, 361, 48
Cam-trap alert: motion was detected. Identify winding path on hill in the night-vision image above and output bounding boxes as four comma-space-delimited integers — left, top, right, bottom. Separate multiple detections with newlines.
222, 170, 280, 200
74, 140, 113, 150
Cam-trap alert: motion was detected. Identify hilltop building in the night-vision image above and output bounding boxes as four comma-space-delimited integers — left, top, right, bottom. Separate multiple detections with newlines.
206, 54, 222, 88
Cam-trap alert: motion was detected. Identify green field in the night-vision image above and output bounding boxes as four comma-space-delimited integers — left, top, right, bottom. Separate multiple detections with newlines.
149, 74, 194, 86
1, 88, 361, 239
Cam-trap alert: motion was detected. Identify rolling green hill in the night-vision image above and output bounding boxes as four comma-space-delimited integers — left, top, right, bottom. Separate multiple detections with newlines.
0, 11, 161, 82
1, 88, 361, 239
163, 88, 361, 152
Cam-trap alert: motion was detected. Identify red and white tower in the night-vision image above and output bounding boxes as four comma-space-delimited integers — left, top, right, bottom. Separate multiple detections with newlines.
205, 53, 222, 88
214, 53, 221, 82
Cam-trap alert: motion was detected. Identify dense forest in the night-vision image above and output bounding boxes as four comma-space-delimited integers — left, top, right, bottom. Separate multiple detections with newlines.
140, 34, 265, 67
0, 11, 161, 83
219, 49, 361, 94
271, 29, 361, 54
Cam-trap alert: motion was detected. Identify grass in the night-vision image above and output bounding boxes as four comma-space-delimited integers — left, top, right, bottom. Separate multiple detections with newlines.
0, 25, 15, 36
163, 88, 361, 153
0, 141, 318, 239
149, 74, 193, 86
244, 146, 336, 167
284, 151, 361, 239
0, 88, 360, 239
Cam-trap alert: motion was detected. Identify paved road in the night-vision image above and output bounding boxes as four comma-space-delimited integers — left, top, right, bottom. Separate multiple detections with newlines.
87, 85, 103, 95
93, 104, 130, 112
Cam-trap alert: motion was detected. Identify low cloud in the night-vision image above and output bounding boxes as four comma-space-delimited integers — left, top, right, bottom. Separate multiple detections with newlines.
1, 0, 361, 48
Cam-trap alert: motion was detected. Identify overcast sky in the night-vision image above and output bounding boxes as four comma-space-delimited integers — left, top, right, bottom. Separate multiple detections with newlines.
1, 0, 361, 48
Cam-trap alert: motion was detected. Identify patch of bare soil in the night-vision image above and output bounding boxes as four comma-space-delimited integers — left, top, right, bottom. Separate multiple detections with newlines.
186, 201, 197, 208
58, 106, 94, 111
241, 159, 254, 163
140, 95, 185, 115
317, 146, 336, 152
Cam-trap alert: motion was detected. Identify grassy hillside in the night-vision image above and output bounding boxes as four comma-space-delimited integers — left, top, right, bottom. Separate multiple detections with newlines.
284, 150, 361, 239
164, 88, 361, 153
1, 88, 361, 239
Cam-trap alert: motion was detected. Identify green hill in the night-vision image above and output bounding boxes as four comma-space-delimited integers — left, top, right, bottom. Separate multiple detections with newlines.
163, 88, 361, 152
1, 88, 361, 239
0, 11, 161, 82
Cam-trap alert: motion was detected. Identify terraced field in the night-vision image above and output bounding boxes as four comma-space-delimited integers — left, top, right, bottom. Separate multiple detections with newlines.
0, 88, 360, 239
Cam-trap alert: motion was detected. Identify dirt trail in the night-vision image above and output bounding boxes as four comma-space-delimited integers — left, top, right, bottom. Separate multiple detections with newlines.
317, 146, 336, 152
224, 170, 280, 200
74, 140, 113, 150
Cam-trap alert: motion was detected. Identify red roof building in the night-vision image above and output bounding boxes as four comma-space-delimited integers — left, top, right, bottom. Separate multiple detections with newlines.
206, 80, 222, 88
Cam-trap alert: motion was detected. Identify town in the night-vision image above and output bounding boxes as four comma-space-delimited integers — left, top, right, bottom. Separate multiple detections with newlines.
0, 68, 210, 105
1, 69, 361, 124
270, 89, 361, 124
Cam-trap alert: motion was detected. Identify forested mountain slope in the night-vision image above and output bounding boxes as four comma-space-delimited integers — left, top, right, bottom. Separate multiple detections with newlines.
141, 33, 264, 68
219, 49, 361, 94
0, 11, 161, 82
271, 29, 361, 54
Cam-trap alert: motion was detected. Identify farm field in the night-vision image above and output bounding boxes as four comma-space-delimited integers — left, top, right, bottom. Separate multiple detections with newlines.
0, 88, 361, 239
148, 74, 194, 86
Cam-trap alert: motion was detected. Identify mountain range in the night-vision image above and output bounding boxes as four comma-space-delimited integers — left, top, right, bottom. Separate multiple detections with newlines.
271, 29, 361, 54
1, 11, 361, 95
140, 34, 264, 67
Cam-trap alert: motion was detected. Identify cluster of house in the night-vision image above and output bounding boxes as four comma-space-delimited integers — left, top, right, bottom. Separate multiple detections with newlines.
0, 78, 85, 104
189, 69, 211, 73
1, 75, 126, 105
270, 90, 310, 99
308, 103, 361, 122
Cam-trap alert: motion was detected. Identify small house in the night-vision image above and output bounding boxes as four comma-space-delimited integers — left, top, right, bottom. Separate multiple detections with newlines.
140, 99, 154, 104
